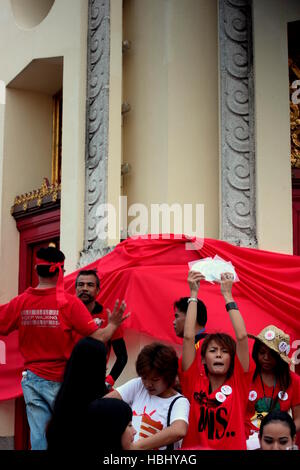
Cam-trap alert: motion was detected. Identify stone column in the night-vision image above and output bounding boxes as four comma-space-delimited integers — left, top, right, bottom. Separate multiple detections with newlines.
219, 0, 257, 246
80, 0, 111, 266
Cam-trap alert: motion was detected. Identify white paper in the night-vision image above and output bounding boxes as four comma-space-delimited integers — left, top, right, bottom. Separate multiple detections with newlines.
189, 255, 238, 283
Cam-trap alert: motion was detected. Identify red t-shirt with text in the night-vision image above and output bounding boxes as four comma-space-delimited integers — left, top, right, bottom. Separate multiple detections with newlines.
0, 287, 98, 382
179, 354, 252, 450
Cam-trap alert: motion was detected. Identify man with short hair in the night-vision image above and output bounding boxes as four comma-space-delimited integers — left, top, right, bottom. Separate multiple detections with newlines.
173, 296, 207, 344
173, 296, 208, 392
75, 269, 128, 390
0, 246, 127, 450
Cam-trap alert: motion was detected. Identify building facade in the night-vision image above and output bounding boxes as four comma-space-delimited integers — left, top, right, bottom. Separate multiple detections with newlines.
0, 0, 299, 448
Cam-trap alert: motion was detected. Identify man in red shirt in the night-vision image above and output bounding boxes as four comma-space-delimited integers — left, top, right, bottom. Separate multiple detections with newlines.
0, 247, 128, 450
75, 269, 128, 390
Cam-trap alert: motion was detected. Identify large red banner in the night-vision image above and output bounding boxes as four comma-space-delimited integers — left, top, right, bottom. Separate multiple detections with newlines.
1, 235, 300, 401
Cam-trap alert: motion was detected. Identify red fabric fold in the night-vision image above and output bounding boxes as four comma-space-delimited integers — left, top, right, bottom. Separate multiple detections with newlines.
1, 235, 300, 400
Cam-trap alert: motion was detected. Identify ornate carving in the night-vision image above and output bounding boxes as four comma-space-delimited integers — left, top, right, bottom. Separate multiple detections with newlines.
11, 178, 60, 214
219, 0, 257, 246
79, 0, 111, 267
289, 59, 300, 168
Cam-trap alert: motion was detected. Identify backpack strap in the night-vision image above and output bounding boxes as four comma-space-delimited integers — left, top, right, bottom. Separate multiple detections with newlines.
166, 395, 185, 451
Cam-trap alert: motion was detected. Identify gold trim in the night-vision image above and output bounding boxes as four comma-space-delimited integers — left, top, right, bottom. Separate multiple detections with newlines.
290, 59, 300, 168
11, 178, 61, 214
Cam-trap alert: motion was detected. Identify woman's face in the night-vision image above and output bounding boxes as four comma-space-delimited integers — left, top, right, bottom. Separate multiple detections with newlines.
121, 421, 136, 450
259, 421, 295, 450
141, 371, 169, 397
257, 344, 277, 372
202, 340, 231, 376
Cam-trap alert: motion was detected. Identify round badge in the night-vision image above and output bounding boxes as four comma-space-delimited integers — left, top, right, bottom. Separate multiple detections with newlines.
278, 341, 288, 353
94, 318, 103, 327
221, 385, 232, 396
264, 330, 275, 341
248, 390, 257, 401
278, 391, 288, 401
285, 344, 290, 355
215, 392, 226, 403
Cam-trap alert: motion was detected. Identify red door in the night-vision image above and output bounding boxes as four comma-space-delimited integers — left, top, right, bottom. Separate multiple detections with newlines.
14, 209, 60, 450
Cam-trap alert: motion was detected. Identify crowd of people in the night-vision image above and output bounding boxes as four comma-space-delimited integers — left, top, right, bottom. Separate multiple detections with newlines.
0, 245, 299, 452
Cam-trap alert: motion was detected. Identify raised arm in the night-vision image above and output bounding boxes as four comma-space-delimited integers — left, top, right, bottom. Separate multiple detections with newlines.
182, 271, 205, 371
220, 273, 249, 372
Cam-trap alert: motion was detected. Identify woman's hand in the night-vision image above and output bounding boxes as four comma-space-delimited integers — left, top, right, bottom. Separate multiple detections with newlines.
220, 272, 234, 303
188, 271, 205, 296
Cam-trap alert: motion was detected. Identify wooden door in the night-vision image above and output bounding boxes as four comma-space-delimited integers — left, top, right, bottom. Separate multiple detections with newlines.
14, 209, 60, 450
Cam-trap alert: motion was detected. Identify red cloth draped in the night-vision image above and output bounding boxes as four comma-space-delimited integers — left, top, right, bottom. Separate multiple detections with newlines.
1, 235, 300, 401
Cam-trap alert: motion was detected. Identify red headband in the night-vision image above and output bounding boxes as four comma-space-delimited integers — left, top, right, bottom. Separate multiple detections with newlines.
36, 258, 67, 307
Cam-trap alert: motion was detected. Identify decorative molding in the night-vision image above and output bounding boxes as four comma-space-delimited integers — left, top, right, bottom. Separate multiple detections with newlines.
289, 59, 300, 169
219, 0, 257, 247
11, 178, 60, 220
80, 0, 111, 267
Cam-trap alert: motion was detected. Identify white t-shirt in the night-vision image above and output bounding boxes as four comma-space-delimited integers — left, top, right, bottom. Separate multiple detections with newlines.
116, 377, 190, 450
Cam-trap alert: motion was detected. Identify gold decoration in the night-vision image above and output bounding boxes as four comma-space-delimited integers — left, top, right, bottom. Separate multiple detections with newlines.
11, 177, 61, 214
290, 59, 300, 168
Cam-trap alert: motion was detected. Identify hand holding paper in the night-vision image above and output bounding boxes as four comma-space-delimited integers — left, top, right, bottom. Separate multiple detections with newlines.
188, 255, 238, 283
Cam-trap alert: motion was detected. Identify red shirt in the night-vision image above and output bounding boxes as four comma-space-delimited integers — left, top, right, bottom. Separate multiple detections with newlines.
179, 354, 251, 450
73, 301, 123, 362
245, 363, 300, 436
0, 287, 98, 382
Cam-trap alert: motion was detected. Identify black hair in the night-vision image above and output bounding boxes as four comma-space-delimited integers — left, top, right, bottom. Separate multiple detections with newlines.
46, 337, 107, 450
174, 297, 207, 327
85, 398, 133, 452
259, 410, 296, 439
75, 269, 100, 289
36, 247, 65, 278
252, 339, 291, 392
136, 342, 178, 388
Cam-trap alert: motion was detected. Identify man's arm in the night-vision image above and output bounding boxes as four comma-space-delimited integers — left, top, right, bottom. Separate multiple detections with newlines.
0, 298, 21, 335
106, 338, 128, 388
90, 300, 130, 344
182, 271, 205, 371
220, 273, 249, 372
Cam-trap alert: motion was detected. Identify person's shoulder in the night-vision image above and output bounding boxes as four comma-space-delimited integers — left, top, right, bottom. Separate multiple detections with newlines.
171, 393, 189, 406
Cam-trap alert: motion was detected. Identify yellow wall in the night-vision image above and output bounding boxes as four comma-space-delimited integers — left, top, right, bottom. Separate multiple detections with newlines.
122, 0, 219, 239
253, 0, 300, 254
108, 0, 123, 246
0, 0, 88, 441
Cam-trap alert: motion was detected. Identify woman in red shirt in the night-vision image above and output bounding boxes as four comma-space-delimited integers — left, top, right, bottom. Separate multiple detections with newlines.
179, 271, 251, 450
246, 325, 300, 450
